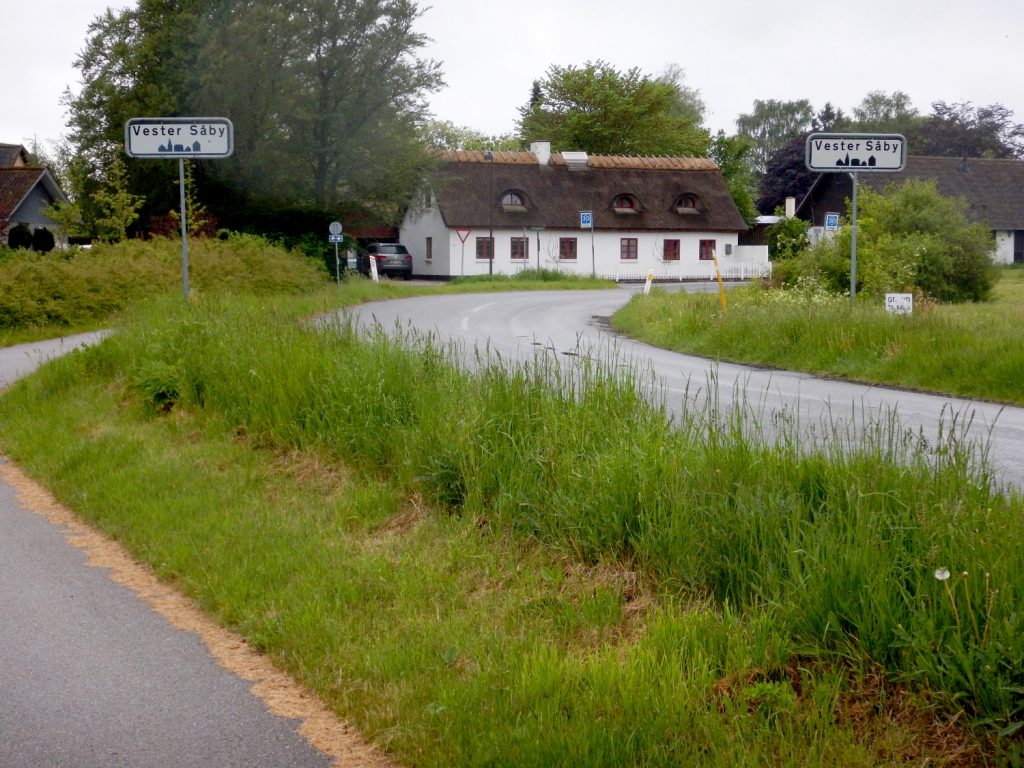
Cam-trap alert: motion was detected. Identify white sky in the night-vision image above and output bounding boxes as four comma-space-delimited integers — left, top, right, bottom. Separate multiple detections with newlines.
5, 0, 1024, 150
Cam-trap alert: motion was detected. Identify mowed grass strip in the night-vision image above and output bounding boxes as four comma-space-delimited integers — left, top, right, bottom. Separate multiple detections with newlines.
1, 292, 1018, 764
611, 268, 1024, 405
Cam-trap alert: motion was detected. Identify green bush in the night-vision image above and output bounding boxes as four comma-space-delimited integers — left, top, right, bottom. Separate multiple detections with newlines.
0, 234, 327, 329
781, 180, 997, 303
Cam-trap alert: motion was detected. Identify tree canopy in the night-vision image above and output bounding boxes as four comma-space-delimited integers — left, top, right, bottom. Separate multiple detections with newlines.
63, 0, 443, 236
735, 99, 814, 177
516, 60, 709, 157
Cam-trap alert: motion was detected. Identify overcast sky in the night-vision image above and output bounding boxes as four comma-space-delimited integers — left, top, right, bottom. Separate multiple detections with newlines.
5, 0, 1023, 151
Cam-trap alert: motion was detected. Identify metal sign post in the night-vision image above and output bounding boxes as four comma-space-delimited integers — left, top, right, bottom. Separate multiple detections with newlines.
456, 227, 471, 276
329, 221, 343, 284
126, 117, 234, 301
805, 133, 906, 303
580, 211, 595, 277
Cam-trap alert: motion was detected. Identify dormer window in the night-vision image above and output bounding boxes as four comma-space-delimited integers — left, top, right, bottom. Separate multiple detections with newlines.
674, 194, 700, 214
612, 194, 639, 214
501, 190, 527, 212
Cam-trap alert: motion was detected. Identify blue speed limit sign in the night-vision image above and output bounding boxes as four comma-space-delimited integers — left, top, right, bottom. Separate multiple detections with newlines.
580, 210, 592, 229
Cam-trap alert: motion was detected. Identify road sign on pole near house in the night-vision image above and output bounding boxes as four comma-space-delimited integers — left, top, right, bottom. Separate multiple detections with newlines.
125, 117, 234, 158
824, 212, 840, 232
125, 116, 233, 301
805, 133, 907, 304
580, 211, 593, 229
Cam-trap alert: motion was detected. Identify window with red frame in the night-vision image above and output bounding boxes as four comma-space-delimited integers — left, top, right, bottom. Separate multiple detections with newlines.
699, 239, 716, 261
620, 237, 638, 260
511, 236, 528, 260
476, 236, 494, 260
559, 237, 577, 260
663, 239, 680, 261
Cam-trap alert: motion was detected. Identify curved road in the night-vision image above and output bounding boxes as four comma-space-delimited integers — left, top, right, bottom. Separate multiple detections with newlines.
344, 286, 1024, 491
0, 334, 340, 768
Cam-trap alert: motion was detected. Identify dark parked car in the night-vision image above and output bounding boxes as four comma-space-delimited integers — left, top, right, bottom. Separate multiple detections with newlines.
357, 242, 413, 280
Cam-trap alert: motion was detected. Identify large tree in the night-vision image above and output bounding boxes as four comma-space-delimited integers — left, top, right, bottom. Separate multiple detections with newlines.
917, 101, 1024, 159
735, 99, 814, 177
64, 0, 443, 234
756, 133, 817, 214
849, 90, 921, 135
63, 0, 202, 235
516, 60, 709, 156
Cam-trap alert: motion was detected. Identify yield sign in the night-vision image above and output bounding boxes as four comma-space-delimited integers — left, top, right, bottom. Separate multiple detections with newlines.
455, 227, 472, 244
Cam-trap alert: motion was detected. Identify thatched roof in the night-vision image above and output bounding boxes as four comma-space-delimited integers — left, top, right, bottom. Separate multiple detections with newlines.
428, 151, 747, 233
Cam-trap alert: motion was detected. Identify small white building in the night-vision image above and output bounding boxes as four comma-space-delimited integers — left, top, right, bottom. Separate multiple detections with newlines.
400, 142, 770, 281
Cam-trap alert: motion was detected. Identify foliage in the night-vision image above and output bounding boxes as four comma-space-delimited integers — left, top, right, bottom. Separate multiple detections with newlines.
421, 119, 522, 152
7, 293, 1024, 750
850, 90, 921, 135
63, 1, 201, 233
764, 212, 810, 260
91, 154, 145, 243
63, 0, 443, 234
193, 0, 443, 211
0, 304, 992, 765
756, 133, 817, 214
0, 235, 326, 329
735, 99, 814, 177
779, 180, 996, 303
517, 60, 709, 156
918, 101, 1024, 159
708, 132, 759, 224
812, 102, 850, 132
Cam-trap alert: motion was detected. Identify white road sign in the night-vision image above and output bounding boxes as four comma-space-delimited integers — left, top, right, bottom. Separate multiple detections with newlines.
125, 117, 234, 158
885, 293, 913, 315
805, 133, 906, 173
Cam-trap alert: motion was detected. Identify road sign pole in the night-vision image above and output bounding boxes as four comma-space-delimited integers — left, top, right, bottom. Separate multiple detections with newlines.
850, 172, 858, 303
334, 242, 340, 285
590, 215, 596, 278
178, 158, 189, 301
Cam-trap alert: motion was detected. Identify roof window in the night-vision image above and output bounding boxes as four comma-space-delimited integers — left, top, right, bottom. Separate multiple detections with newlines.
501, 190, 527, 212
674, 193, 701, 214
611, 194, 640, 214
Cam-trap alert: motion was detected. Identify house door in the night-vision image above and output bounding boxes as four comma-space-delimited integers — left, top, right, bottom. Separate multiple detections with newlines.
1015, 231, 1024, 264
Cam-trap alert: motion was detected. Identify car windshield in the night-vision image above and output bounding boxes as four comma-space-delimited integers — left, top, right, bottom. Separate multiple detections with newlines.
374, 245, 406, 254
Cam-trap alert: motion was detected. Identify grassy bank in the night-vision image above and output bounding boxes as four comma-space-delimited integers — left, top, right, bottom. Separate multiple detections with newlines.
0, 240, 612, 346
612, 268, 1024, 405
2, 292, 1021, 764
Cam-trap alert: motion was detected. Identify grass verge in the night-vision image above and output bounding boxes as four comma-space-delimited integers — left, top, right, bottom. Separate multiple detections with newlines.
2, 293, 1020, 764
611, 267, 1024, 405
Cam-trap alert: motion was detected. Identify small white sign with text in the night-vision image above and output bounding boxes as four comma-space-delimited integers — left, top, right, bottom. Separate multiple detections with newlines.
885, 293, 913, 315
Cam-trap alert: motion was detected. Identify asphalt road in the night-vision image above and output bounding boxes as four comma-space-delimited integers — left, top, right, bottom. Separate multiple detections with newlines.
342, 285, 1024, 491
0, 334, 335, 768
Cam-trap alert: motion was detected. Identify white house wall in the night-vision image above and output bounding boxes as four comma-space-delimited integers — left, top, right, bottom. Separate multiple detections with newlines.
994, 230, 1015, 265
402, 215, 770, 281
400, 201, 451, 277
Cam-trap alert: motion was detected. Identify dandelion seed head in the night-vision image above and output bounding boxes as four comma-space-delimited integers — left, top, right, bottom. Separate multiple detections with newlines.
934, 568, 951, 581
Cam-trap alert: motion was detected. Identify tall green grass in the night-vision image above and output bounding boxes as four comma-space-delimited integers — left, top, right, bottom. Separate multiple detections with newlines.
55, 294, 1021, 736
611, 269, 1024, 405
